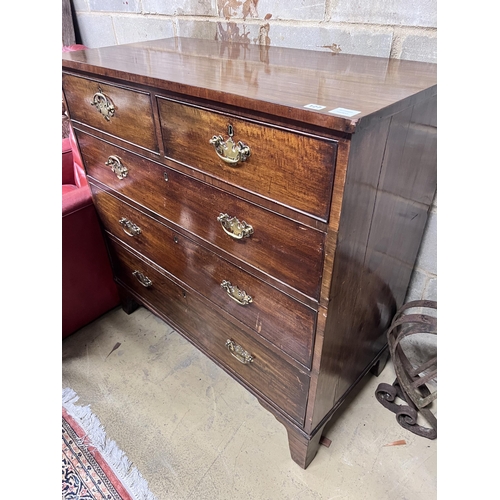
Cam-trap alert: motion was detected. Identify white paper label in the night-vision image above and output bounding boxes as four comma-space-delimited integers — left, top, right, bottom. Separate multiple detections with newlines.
328, 107, 361, 117
304, 104, 326, 110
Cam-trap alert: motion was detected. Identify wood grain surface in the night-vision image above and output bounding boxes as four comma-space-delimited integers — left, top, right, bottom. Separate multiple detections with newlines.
158, 97, 337, 219
77, 130, 326, 300
62, 37, 437, 133
92, 186, 317, 367
62, 73, 159, 152
108, 237, 310, 425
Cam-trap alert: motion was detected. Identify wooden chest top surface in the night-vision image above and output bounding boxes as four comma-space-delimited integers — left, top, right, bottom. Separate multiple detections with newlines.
62, 37, 437, 133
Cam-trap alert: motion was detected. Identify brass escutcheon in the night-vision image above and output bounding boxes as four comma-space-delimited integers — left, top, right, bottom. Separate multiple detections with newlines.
220, 280, 253, 306
225, 339, 254, 364
106, 155, 128, 180
90, 86, 115, 121
217, 213, 253, 240
119, 217, 141, 237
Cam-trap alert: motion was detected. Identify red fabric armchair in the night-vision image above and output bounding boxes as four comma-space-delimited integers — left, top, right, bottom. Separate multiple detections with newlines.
62, 128, 120, 338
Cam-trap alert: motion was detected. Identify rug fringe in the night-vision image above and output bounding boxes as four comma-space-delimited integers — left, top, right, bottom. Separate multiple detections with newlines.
62, 388, 158, 500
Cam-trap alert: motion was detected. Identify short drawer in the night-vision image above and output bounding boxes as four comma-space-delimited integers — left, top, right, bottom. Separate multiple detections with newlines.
92, 187, 316, 367
62, 73, 158, 152
157, 97, 337, 221
77, 130, 325, 300
108, 238, 310, 425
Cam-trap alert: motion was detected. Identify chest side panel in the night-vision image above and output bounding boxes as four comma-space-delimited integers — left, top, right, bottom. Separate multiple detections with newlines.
307, 94, 437, 432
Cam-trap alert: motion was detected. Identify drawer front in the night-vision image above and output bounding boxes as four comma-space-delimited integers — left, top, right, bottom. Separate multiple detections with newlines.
62, 73, 158, 152
77, 131, 325, 299
92, 188, 316, 367
108, 238, 310, 425
157, 98, 337, 221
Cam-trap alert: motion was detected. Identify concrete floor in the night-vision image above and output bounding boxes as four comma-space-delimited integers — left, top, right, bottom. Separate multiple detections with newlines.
62, 306, 437, 500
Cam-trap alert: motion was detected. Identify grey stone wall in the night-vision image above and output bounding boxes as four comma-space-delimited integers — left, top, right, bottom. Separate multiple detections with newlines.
71, 0, 437, 63
69, 0, 437, 302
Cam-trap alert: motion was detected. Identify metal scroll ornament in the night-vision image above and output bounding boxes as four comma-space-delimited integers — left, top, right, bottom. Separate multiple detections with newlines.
220, 280, 253, 306
209, 125, 250, 165
106, 155, 128, 180
91, 86, 115, 121
375, 300, 437, 439
225, 339, 254, 365
217, 213, 253, 240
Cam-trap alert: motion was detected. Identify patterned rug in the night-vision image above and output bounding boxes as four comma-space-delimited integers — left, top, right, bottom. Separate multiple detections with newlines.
62, 388, 157, 500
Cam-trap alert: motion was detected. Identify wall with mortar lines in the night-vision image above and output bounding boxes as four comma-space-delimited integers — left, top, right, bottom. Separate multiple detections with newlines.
68, 0, 438, 302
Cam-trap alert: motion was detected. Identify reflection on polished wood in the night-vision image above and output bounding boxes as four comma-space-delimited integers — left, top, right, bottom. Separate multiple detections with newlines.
62, 37, 437, 133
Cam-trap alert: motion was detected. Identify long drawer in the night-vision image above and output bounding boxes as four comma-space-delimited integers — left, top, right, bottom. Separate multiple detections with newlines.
62, 73, 159, 153
77, 130, 325, 299
157, 97, 337, 221
108, 237, 310, 425
92, 187, 316, 367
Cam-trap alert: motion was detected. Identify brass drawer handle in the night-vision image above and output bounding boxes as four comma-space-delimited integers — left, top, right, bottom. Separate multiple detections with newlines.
217, 213, 253, 239
225, 339, 254, 364
132, 270, 152, 288
119, 217, 141, 237
209, 125, 250, 165
90, 86, 115, 121
106, 155, 128, 180
221, 280, 253, 306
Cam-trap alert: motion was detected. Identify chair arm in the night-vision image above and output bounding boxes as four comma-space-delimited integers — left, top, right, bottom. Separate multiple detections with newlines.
62, 184, 93, 217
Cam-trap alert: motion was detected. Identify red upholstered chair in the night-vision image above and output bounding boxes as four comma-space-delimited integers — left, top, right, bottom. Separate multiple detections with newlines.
62, 127, 120, 338
62, 44, 88, 52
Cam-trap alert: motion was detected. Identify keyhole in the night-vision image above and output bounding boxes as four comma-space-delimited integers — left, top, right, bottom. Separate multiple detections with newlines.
173, 236, 178, 244
228, 124, 234, 137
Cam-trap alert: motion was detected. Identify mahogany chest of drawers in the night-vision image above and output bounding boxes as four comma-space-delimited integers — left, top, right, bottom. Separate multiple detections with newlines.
62, 37, 437, 469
